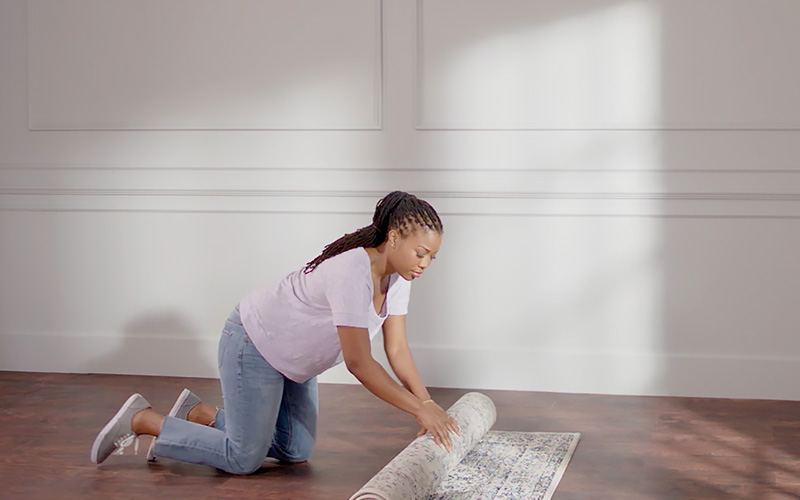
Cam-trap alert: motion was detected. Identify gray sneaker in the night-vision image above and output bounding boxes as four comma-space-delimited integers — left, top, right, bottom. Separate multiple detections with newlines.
146, 388, 201, 461
90, 393, 151, 464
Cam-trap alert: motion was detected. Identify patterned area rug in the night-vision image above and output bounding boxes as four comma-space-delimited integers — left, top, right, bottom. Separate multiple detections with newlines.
350, 393, 580, 500
430, 431, 580, 500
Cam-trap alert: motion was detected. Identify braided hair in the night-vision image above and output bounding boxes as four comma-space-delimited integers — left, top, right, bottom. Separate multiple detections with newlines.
304, 191, 443, 273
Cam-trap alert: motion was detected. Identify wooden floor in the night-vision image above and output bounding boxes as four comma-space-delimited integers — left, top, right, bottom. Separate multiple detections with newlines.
1, 372, 799, 500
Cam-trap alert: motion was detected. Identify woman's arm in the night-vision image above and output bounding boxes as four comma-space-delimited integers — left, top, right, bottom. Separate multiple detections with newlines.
338, 325, 424, 415
338, 325, 458, 450
381, 315, 430, 401
381, 315, 460, 440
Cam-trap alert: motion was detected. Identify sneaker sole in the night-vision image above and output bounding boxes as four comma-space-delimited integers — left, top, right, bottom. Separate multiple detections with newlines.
90, 393, 144, 464
146, 388, 195, 462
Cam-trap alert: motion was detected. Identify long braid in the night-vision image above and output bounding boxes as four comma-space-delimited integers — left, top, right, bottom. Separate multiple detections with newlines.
304, 191, 443, 273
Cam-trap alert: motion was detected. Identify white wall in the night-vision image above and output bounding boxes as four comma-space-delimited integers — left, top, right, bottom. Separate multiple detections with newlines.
2, 0, 799, 400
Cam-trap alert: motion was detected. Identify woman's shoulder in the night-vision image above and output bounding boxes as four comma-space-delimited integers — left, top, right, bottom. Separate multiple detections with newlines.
316, 247, 370, 274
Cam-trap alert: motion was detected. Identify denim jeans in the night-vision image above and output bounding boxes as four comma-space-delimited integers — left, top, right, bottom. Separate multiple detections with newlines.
153, 305, 318, 474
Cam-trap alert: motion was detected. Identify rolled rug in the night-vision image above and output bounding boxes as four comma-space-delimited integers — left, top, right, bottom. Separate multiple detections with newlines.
349, 392, 497, 500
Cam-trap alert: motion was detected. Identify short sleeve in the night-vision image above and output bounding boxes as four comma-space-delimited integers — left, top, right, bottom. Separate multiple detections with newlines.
386, 274, 411, 316
323, 250, 371, 328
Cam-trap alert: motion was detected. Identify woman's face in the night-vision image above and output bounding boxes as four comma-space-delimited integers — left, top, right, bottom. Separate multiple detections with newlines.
387, 226, 442, 281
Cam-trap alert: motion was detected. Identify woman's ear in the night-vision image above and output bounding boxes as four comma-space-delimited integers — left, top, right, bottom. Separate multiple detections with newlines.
387, 228, 399, 248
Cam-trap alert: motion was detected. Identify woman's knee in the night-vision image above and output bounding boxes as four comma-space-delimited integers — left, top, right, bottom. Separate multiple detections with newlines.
226, 445, 268, 475
268, 439, 315, 463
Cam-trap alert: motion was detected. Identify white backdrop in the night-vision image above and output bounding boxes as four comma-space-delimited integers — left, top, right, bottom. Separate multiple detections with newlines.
2, 0, 799, 400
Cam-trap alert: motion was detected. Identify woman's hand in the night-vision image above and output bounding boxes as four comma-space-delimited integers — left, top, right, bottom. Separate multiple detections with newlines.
415, 400, 460, 452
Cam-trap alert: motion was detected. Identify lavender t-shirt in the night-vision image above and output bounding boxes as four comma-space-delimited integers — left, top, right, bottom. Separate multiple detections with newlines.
239, 248, 411, 383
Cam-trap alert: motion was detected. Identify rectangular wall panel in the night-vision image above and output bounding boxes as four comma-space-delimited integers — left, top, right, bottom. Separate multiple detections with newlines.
417, 0, 800, 129
27, 0, 382, 130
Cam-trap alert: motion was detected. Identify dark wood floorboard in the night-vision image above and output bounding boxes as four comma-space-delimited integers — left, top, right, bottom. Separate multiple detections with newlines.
1, 371, 799, 499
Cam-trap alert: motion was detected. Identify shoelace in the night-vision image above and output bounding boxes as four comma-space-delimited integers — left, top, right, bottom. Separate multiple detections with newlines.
112, 433, 140, 456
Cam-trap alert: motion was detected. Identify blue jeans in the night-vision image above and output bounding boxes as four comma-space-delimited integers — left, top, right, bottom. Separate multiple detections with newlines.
153, 306, 318, 474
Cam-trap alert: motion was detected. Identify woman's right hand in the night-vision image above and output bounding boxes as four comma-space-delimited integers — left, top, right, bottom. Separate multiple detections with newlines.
415, 400, 460, 452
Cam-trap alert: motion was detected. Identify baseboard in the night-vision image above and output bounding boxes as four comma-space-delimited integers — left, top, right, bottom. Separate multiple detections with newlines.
2, 333, 798, 400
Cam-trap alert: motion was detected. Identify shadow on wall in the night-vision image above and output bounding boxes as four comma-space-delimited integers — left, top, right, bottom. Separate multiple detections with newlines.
85, 311, 218, 379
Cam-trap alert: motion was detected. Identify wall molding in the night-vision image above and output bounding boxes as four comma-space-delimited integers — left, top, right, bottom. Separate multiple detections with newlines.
1, 166, 798, 217
2, 209, 800, 221
2, 188, 799, 202
4, 165, 800, 174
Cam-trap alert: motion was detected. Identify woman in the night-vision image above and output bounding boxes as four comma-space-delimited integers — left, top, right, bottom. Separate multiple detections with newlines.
90, 191, 459, 474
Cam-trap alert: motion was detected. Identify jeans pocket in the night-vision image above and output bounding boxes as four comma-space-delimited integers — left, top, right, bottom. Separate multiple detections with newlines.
218, 328, 234, 370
